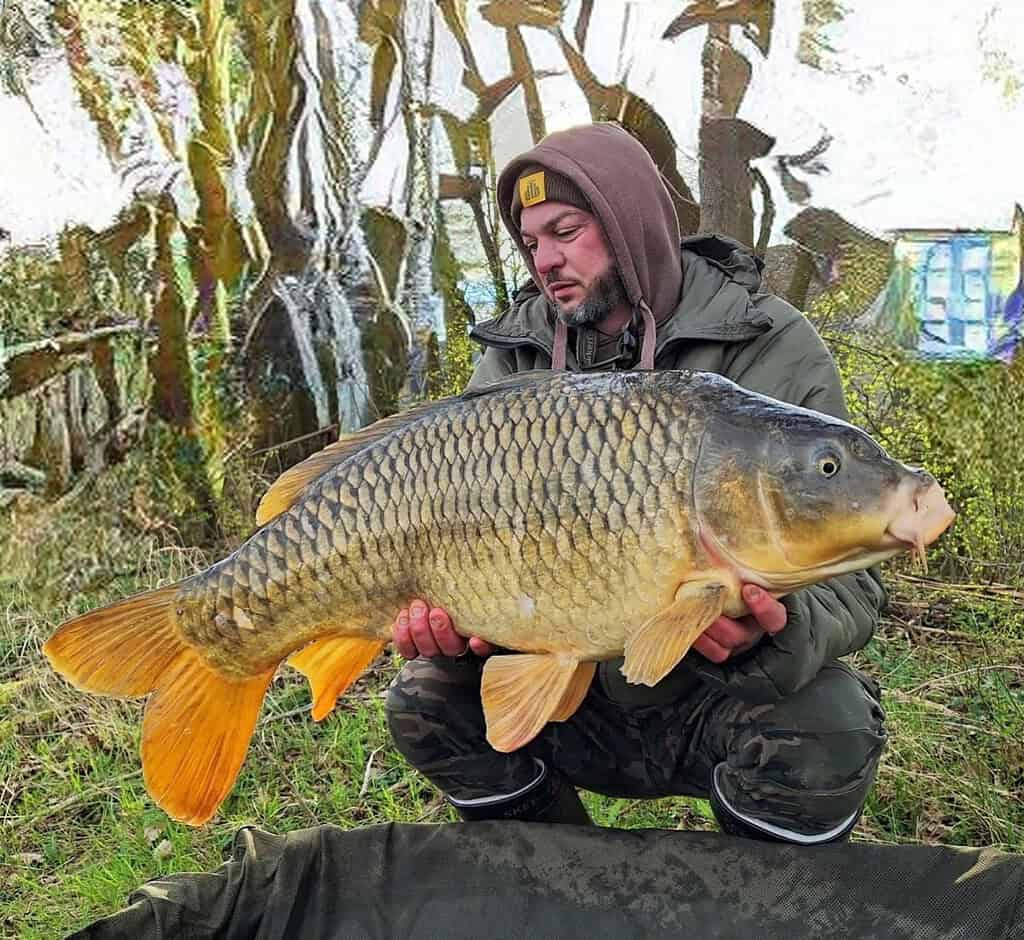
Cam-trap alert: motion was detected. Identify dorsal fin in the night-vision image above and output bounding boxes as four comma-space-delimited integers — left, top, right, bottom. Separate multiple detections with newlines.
255, 400, 444, 525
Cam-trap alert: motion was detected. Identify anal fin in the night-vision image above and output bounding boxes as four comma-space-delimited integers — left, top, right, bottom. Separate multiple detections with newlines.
481, 653, 583, 753
288, 636, 386, 721
622, 580, 726, 687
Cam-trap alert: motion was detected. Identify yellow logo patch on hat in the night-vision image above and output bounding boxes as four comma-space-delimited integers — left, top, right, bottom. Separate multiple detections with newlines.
519, 171, 546, 208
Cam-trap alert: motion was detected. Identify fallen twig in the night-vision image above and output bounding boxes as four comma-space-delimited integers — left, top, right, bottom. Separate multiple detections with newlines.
9, 770, 142, 827
260, 703, 312, 725
882, 688, 986, 727
894, 573, 1024, 604
883, 616, 1024, 647
359, 746, 384, 798
907, 665, 1024, 695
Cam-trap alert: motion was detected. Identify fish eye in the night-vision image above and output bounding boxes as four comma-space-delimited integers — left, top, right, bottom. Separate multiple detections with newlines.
817, 452, 841, 477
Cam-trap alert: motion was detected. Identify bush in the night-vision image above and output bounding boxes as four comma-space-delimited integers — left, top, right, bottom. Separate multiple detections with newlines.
809, 244, 1024, 586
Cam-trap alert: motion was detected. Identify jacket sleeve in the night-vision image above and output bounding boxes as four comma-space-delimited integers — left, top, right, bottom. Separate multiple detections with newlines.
698, 304, 889, 703
464, 345, 517, 393
691, 566, 888, 703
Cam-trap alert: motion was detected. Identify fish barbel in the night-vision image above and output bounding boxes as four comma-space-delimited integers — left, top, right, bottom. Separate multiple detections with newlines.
44, 369, 955, 825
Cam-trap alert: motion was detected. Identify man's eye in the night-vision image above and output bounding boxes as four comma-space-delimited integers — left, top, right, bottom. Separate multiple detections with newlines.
556, 228, 579, 238
525, 243, 537, 253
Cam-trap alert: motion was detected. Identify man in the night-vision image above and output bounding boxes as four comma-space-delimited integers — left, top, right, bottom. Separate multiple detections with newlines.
386, 122, 887, 844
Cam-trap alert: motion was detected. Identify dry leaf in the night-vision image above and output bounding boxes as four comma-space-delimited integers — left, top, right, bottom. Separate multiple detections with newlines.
14, 853, 43, 865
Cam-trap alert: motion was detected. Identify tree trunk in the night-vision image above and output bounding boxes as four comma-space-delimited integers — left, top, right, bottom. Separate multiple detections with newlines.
30, 381, 72, 498
431, 205, 476, 396
241, 0, 378, 450
697, 24, 775, 247
303, 0, 374, 432
698, 117, 775, 247
397, 0, 442, 403
238, 0, 312, 282
91, 338, 122, 427
150, 195, 195, 428
65, 367, 90, 473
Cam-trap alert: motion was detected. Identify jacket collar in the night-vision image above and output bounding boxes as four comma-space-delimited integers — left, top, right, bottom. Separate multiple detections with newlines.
470, 235, 773, 359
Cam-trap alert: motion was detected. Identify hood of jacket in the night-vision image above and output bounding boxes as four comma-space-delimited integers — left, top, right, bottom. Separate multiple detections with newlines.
496, 122, 687, 367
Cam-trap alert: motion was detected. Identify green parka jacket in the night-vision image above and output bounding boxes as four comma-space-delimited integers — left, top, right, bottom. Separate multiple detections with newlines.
466, 233, 888, 707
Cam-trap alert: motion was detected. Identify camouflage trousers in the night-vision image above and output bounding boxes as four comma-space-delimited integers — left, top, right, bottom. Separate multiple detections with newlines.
386, 656, 887, 838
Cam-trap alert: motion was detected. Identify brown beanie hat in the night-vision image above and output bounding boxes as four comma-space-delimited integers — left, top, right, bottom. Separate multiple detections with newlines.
509, 164, 592, 227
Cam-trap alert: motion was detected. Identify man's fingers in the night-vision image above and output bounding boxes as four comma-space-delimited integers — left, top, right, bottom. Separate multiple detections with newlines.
742, 585, 788, 634
468, 636, 495, 657
429, 607, 468, 656
408, 600, 441, 657
394, 600, 480, 659
693, 633, 730, 664
704, 616, 760, 651
394, 609, 417, 659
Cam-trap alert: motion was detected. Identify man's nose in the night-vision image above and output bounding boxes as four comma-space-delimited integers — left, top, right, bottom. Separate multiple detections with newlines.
533, 239, 564, 276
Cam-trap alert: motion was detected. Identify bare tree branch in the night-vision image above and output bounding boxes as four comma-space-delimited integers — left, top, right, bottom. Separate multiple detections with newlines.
574, 0, 594, 53
1, 324, 139, 401
506, 25, 546, 143
663, 0, 774, 57
554, 27, 701, 233
436, 0, 482, 86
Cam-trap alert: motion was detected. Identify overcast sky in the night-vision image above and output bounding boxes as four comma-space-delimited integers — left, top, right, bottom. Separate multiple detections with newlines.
2, 0, 1022, 249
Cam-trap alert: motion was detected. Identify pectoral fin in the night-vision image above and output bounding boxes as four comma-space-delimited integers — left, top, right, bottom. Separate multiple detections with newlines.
481, 654, 586, 752
622, 580, 726, 687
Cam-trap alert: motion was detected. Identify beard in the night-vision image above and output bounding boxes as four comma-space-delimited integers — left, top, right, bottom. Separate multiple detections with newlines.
549, 266, 629, 327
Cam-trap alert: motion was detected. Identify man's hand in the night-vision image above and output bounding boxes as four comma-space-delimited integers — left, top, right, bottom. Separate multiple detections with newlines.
693, 584, 787, 664
393, 599, 494, 659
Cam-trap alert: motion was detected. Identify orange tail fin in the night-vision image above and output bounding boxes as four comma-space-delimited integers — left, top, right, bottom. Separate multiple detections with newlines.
43, 586, 184, 697
43, 587, 274, 826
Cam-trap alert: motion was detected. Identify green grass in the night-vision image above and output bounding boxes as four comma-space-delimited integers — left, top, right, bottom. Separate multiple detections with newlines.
1, 460, 1023, 937
853, 592, 1024, 848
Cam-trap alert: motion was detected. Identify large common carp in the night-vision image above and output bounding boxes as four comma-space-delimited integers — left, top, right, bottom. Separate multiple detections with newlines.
44, 369, 954, 825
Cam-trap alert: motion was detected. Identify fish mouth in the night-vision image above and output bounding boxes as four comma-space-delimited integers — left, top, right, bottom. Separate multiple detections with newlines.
879, 480, 956, 574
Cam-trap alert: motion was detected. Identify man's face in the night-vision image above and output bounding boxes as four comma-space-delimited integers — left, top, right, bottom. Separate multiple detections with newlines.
519, 201, 628, 327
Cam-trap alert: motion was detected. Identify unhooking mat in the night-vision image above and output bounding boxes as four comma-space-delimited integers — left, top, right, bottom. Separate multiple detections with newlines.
70, 822, 1023, 939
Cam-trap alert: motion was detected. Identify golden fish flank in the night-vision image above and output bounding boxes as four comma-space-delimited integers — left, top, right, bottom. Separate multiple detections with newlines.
43, 369, 955, 826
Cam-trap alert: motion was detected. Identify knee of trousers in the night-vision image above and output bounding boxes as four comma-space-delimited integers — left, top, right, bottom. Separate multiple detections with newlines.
719, 663, 888, 831
384, 656, 488, 767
